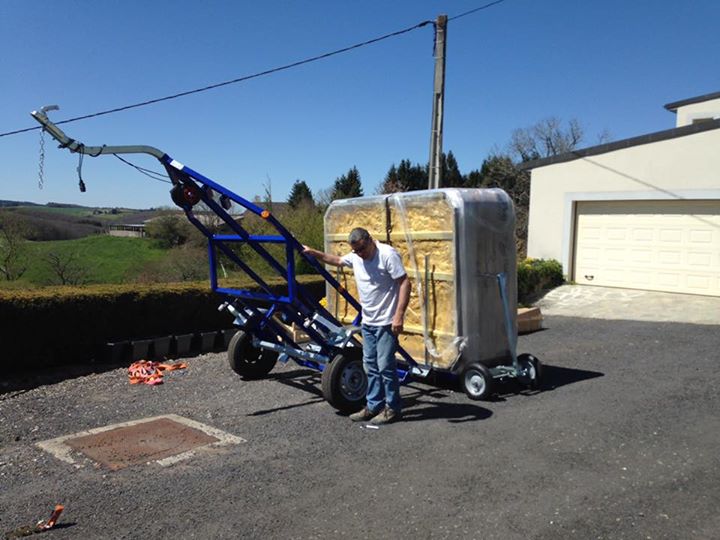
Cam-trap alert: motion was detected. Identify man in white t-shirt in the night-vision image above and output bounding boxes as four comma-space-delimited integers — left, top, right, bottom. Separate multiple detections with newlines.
303, 227, 410, 424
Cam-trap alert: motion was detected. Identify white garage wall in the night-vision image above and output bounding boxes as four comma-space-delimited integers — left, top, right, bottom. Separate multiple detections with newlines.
675, 97, 720, 127
527, 128, 720, 277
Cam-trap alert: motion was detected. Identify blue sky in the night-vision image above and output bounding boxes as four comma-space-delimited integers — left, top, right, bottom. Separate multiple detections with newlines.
1, 0, 718, 209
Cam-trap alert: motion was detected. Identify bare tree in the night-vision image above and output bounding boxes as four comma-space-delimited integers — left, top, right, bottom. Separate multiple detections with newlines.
510, 117, 585, 162
45, 251, 89, 285
313, 186, 335, 209
596, 128, 613, 145
0, 212, 29, 281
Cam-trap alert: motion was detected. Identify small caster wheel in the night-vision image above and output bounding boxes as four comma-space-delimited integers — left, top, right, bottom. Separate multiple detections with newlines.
461, 362, 494, 400
517, 353, 542, 390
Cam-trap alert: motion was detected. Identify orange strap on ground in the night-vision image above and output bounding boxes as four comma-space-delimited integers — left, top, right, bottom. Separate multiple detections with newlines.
38, 504, 64, 530
128, 360, 187, 385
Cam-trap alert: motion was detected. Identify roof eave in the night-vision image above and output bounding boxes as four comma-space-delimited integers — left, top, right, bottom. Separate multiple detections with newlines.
520, 118, 720, 171
663, 90, 720, 112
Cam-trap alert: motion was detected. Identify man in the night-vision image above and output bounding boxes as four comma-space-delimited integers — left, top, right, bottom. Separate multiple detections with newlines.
303, 227, 410, 425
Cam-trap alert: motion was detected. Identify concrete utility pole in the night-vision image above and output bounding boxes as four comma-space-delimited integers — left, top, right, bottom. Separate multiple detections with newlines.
428, 14, 447, 190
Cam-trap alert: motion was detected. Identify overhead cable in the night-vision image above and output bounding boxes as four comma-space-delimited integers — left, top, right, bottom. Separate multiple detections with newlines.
449, 0, 505, 21
0, 0, 505, 139
0, 20, 433, 138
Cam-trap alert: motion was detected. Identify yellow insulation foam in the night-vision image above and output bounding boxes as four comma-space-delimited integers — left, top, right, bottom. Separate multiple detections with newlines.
325, 194, 461, 369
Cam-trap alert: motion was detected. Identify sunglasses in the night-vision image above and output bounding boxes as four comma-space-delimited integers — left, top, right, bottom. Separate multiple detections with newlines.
351, 239, 372, 255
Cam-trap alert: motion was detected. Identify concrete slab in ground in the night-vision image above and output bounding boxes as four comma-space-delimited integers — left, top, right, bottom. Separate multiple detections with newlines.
536, 284, 720, 324
36, 414, 245, 470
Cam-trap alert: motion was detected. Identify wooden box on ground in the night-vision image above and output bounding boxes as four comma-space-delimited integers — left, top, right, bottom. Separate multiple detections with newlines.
517, 307, 543, 334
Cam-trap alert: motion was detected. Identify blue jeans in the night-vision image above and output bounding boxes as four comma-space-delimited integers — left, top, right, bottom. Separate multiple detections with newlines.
361, 324, 401, 412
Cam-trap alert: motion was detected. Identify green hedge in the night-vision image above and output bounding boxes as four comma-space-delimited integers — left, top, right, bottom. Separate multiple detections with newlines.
517, 258, 564, 302
1, 261, 563, 373
0, 276, 325, 373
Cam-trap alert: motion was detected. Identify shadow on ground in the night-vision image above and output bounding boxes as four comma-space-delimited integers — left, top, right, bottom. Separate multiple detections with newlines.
258, 363, 604, 420
494, 364, 604, 400
401, 384, 493, 423
1, 362, 126, 399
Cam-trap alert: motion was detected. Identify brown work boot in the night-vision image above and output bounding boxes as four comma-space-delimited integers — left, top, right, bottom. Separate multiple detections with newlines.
349, 407, 380, 422
370, 407, 401, 425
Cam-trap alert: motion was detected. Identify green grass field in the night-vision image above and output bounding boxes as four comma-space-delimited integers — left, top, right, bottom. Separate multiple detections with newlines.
4, 236, 169, 288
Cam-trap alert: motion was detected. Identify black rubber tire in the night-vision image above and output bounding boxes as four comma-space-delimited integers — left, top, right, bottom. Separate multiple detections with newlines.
227, 330, 277, 379
321, 351, 367, 414
517, 353, 542, 390
460, 362, 494, 401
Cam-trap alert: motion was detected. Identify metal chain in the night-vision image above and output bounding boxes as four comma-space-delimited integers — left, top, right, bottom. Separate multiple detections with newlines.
38, 129, 46, 189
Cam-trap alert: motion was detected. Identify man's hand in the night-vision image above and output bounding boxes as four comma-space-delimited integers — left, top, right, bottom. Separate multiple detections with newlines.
302, 245, 343, 266
391, 315, 404, 336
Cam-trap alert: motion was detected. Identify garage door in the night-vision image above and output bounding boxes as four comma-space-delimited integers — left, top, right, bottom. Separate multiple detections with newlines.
574, 200, 720, 296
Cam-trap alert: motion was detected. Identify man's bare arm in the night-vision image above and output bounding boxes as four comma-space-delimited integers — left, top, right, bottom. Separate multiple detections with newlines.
391, 274, 411, 335
302, 245, 344, 267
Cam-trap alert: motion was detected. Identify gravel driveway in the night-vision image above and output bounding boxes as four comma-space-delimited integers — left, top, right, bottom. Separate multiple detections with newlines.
2, 316, 719, 539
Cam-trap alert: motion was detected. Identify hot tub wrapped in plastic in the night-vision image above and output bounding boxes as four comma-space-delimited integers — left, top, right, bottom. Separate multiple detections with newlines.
324, 188, 516, 373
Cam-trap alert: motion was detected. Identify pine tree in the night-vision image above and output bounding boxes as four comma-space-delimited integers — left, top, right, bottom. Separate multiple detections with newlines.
378, 159, 427, 193
287, 179, 314, 208
442, 151, 464, 187
331, 166, 363, 200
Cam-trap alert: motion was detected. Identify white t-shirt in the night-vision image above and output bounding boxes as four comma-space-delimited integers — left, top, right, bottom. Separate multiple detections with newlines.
341, 241, 406, 326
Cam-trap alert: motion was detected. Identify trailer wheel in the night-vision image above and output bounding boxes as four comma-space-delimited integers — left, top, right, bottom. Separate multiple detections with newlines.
321, 351, 367, 414
227, 330, 277, 379
461, 362, 493, 400
517, 353, 542, 390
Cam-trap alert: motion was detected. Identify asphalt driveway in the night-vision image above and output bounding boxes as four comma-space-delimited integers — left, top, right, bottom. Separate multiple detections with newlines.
2, 314, 719, 539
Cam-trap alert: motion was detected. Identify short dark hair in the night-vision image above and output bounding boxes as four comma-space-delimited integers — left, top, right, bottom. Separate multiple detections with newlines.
348, 227, 371, 244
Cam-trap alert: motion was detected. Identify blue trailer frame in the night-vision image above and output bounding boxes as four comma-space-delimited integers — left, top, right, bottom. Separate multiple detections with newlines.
161, 156, 419, 369
31, 107, 424, 413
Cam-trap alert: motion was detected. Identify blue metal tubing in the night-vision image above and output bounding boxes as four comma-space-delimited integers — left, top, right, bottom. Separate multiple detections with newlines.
207, 237, 276, 295
212, 234, 297, 303
229, 296, 296, 344
213, 234, 286, 243
185, 210, 277, 297
264, 210, 364, 314
396, 345, 417, 365
208, 239, 217, 291
161, 155, 363, 315
165, 159, 355, 328
286, 240, 296, 304
161, 155, 417, 368
232, 296, 333, 363
216, 287, 292, 304
186, 180, 323, 315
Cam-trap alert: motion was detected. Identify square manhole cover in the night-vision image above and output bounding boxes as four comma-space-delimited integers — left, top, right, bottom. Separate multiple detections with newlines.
37, 415, 245, 470
65, 418, 219, 470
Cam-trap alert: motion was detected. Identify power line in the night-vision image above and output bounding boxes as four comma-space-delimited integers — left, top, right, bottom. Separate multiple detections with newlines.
0, 1, 505, 140
449, 0, 505, 21
0, 20, 433, 139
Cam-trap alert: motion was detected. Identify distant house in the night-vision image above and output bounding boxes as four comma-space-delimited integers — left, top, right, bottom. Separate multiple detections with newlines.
106, 205, 261, 238
524, 91, 720, 297
108, 223, 147, 238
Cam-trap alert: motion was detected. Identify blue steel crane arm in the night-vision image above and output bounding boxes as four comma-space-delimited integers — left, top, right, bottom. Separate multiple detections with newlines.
29, 107, 416, 364
161, 156, 364, 315
28, 108, 354, 319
